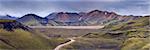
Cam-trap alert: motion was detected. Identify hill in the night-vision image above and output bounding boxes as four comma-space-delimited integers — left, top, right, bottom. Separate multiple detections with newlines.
17, 14, 47, 26
0, 19, 67, 49
62, 16, 150, 50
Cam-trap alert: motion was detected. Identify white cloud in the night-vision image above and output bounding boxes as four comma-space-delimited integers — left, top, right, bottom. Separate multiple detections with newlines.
116, 6, 149, 16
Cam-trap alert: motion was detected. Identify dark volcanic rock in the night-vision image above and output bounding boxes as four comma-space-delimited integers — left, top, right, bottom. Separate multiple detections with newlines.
0, 19, 30, 31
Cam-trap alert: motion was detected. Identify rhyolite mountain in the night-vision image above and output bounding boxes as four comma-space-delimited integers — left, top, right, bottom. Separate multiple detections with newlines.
46, 12, 86, 26
0, 10, 146, 26
45, 10, 142, 26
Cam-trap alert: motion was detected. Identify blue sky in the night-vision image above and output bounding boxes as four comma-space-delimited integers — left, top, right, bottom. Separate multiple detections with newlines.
0, 0, 149, 17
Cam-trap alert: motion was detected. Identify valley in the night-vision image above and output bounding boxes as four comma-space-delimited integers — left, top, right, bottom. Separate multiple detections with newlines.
0, 10, 149, 50
0, 0, 149, 49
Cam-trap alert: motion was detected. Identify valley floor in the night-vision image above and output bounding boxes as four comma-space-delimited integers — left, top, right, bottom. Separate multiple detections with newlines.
29, 26, 105, 29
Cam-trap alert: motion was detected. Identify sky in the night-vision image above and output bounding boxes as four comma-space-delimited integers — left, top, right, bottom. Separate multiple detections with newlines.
0, 0, 149, 17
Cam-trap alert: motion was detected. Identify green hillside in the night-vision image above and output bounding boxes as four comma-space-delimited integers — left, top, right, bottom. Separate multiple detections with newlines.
0, 19, 67, 50
0, 29, 51, 49
63, 17, 150, 50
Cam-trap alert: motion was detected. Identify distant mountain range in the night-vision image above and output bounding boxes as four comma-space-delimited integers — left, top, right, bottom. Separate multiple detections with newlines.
0, 15, 17, 20
0, 10, 149, 26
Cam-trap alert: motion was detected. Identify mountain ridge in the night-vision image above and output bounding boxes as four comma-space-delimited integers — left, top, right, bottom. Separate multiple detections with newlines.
0, 10, 149, 26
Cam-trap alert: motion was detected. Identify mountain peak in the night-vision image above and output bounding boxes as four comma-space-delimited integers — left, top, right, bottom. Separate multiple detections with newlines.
23, 14, 39, 17
20, 14, 44, 19
89, 10, 102, 13
6, 14, 12, 17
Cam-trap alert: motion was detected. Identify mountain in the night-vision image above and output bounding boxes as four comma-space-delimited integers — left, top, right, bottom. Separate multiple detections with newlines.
46, 12, 84, 26
85, 10, 143, 25
47, 12, 80, 22
46, 10, 141, 26
0, 15, 17, 20
17, 14, 47, 26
